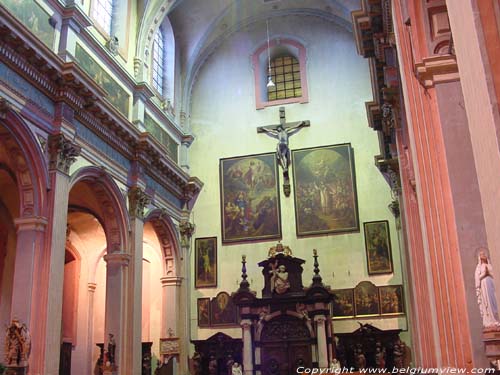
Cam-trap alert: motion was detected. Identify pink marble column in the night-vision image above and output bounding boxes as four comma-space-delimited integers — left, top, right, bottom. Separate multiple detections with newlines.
161, 276, 182, 338
10, 216, 47, 373
104, 252, 131, 374
241, 319, 254, 374
86, 283, 97, 375
43, 134, 80, 375
126, 186, 149, 375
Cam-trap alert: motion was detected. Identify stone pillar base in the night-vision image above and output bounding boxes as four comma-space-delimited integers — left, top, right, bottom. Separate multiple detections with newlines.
483, 328, 500, 367
5, 367, 28, 375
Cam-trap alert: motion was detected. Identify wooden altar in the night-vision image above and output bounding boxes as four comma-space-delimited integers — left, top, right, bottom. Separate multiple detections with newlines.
232, 247, 335, 374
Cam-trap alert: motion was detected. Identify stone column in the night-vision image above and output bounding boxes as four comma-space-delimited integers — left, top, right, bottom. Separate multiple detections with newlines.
161, 276, 182, 338
43, 134, 80, 375
86, 283, 97, 375
241, 319, 254, 374
10, 216, 47, 373
125, 187, 149, 375
104, 252, 131, 375
315, 315, 328, 368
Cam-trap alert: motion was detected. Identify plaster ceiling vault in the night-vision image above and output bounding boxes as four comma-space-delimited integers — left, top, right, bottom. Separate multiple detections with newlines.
137, 0, 360, 119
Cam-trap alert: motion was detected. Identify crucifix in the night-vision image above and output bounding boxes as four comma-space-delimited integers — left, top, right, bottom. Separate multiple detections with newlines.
257, 107, 310, 196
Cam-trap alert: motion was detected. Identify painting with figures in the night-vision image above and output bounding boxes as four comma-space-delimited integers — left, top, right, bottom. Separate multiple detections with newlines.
197, 298, 211, 327
220, 153, 281, 243
332, 289, 355, 319
379, 285, 404, 315
354, 281, 380, 317
195, 237, 217, 288
364, 220, 393, 275
292, 144, 359, 236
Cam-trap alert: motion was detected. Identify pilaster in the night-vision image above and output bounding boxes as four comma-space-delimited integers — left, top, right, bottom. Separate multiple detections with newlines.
241, 319, 254, 374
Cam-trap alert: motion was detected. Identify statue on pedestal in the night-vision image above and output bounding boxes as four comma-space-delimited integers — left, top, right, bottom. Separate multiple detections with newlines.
4, 319, 30, 368
475, 248, 500, 329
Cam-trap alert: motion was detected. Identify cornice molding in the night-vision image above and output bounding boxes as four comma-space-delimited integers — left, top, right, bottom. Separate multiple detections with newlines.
415, 54, 459, 88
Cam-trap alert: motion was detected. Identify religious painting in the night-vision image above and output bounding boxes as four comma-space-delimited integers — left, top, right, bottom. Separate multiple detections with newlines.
292, 144, 359, 236
195, 237, 217, 288
74, 44, 130, 116
220, 153, 281, 243
210, 292, 238, 326
2, 0, 55, 47
197, 298, 211, 327
364, 220, 394, 275
379, 285, 405, 316
354, 281, 380, 317
332, 289, 355, 319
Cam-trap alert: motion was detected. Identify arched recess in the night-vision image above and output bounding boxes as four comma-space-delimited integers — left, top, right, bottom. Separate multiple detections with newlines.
64, 166, 129, 374
69, 166, 129, 253
0, 107, 48, 218
143, 208, 182, 364
0, 105, 49, 374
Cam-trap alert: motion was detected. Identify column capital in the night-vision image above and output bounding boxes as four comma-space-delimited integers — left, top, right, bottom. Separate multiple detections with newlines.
14, 216, 48, 232
314, 314, 326, 324
161, 276, 182, 286
128, 186, 150, 219
48, 133, 81, 174
240, 319, 253, 330
104, 253, 131, 266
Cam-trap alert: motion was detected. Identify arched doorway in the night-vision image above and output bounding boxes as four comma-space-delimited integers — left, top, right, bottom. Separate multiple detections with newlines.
260, 315, 312, 375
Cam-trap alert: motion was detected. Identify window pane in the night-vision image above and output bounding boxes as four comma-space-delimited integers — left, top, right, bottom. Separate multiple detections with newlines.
152, 29, 165, 96
92, 0, 113, 35
267, 54, 302, 101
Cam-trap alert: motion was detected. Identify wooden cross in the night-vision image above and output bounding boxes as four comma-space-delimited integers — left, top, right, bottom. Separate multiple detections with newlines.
257, 107, 310, 196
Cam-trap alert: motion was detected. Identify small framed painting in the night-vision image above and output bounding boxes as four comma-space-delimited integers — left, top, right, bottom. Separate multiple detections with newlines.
332, 289, 355, 319
195, 237, 217, 288
197, 298, 211, 327
354, 281, 380, 317
379, 285, 405, 316
210, 292, 238, 327
364, 220, 394, 275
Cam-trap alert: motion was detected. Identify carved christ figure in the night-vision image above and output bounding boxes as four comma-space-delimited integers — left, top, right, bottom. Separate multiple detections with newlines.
259, 122, 307, 174
269, 261, 290, 294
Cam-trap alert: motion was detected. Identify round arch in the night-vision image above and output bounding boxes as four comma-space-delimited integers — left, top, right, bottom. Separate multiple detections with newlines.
0, 107, 48, 218
69, 167, 129, 253
144, 208, 181, 277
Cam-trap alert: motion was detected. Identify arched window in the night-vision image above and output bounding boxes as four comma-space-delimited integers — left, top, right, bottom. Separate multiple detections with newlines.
267, 55, 302, 101
252, 38, 309, 109
152, 29, 165, 96
91, 0, 114, 35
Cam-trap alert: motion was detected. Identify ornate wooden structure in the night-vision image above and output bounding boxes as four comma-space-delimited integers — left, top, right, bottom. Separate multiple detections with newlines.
232, 248, 334, 374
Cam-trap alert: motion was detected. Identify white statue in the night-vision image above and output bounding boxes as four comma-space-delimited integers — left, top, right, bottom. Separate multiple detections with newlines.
231, 362, 243, 375
475, 249, 500, 328
269, 262, 290, 294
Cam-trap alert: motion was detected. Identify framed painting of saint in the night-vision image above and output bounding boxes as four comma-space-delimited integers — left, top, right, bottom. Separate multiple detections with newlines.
379, 285, 405, 316
195, 237, 217, 288
291, 144, 359, 236
354, 281, 380, 317
220, 153, 282, 243
210, 292, 238, 326
364, 220, 393, 275
197, 298, 211, 327
332, 289, 355, 319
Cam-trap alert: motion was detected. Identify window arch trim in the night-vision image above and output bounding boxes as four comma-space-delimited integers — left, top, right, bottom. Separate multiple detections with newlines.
252, 38, 309, 109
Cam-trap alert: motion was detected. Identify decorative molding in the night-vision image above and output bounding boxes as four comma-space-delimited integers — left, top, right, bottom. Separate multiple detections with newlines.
103, 253, 131, 266
0, 97, 11, 119
415, 54, 459, 88
179, 220, 195, 248
48, 133, 81, 174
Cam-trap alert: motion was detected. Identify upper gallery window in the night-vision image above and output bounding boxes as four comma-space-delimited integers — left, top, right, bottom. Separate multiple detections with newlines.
267, 55, 302, 101
152, 28, 165, 96
252, 38, 309, 109
91, 0, 114, 35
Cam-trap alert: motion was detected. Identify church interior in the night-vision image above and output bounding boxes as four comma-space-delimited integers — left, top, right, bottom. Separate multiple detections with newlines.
0, 0, 499, 374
